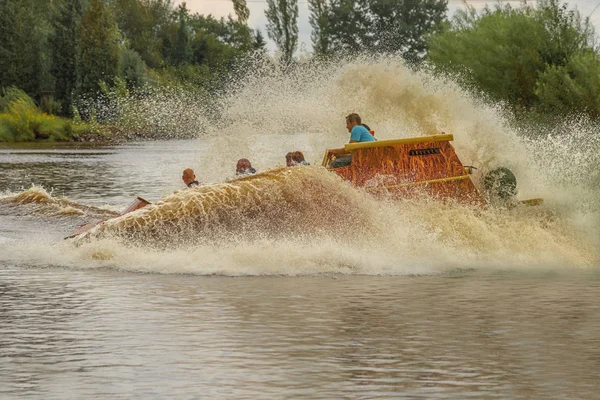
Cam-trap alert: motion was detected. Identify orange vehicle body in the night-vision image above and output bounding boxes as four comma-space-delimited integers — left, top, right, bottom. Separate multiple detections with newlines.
322, 134, 484, 204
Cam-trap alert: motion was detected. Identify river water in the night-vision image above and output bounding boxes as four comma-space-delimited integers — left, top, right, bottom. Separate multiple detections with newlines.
1, 139, 599, 399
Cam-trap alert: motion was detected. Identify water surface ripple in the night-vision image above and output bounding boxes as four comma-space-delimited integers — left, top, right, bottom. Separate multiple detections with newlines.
1, 267, 599, 399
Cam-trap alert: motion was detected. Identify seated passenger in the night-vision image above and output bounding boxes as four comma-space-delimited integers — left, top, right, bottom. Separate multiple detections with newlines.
330, 113, 375, 168
285, 151, 310, 167
236, 158, 257, 175
347, 113, 376, 143
182, 168, 200, 188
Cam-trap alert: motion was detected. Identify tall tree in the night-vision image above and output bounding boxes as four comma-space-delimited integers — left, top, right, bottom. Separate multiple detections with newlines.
232, 0, 250, 25
308, 0, 331, 56
79, 0, 121, 97
51, 0, 83, 115
173, 3, 192, 65
367, 0, 447, 61
253, 29, 267, 51
326, 0, 366, 54
114, 0, 174, 68
536, 51, 600, 118
428, 1, 595, 114
0, 0, 50, 96
0, 0, 20, 89
265, 0, 299, 65
326, 0, 447, 60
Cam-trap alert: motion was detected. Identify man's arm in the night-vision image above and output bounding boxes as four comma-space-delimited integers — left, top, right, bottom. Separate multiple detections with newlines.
328, 147, 347, 155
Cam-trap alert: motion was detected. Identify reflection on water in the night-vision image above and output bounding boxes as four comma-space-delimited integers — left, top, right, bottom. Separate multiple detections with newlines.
1, 140, 599, 398
0, 141, 206, 205
1, 267, 599, 399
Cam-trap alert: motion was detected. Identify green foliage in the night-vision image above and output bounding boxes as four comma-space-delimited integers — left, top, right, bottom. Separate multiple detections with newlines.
325, 0, 365, 54
429, 5, 546, 106
534, 0, 595, 66
0, 88, 35, 112
308, 0, 331, 57
232, 0, 250, 25
0, 0, 53, 99
51, 0, 82, 116
79, 0, 121, 97
253, 30, 267, 51
1, 0, 255, 128
536, 51, 600, 118
173, 3, 192, 65
428, 0, 597, 117
119, 48, 148, 88
366, 0, 447, 61
0, 115, 16, 142
265, 0, 299, 66
186, 14, 252, 71
39, 96, 63, 115
323, 0, 447, 60
151, 65, 214, 91
0, 91, 74, 142
114, 0, 174, 68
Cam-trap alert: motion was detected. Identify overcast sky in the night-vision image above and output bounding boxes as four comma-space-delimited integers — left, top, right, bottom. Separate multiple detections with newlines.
178, 0, 600, 52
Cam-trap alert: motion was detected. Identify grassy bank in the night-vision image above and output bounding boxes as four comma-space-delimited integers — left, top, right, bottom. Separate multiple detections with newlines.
0, 88, 122, 143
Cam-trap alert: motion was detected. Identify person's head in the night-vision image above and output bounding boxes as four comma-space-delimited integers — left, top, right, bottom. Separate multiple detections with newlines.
346, 113, 361, 132
285, 151, 306, 167
182, 168, 196, 185
236, 158, 252, 173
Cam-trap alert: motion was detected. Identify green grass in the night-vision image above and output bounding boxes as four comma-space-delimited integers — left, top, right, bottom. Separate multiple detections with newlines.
0, 87, 92, 142
0, 94, 88, 142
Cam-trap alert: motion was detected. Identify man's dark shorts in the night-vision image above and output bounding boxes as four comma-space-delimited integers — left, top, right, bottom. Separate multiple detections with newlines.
330, 156, 352, 169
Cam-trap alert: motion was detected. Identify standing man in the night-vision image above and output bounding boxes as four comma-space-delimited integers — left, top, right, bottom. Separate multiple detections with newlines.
182, 168, 200, 188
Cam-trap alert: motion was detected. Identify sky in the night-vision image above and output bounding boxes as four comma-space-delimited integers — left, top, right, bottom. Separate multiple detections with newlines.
179, 0, 600, 52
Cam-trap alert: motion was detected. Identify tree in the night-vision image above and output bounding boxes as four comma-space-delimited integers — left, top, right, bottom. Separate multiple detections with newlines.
366, 0, 447, 61
253, 29, 267, 51
187, 14, 250, 71
232, 0, 250, 25
51, 0, 83, 115
308, 0, 331, 56
119, 48, 148, 88
173, 3, 192, 65
265, 0, 299, 65
327, 0, 371, 54
534, 0, 594, 67
114, 0, 171, 68
79, 0, 121, 97
0, 0, 51, 97
325, 0, 446, 60
536, 51, 600, 118
428, 1, 595, 111
0, 1, 21, 89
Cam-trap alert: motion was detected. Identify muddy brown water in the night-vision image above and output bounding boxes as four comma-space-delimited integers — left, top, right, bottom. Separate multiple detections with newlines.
1, 141, 599, 399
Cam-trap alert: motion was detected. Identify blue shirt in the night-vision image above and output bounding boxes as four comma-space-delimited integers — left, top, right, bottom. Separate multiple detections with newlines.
350, 125, 376, 143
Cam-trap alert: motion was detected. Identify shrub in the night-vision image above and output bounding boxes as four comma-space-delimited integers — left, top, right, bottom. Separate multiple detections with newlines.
536, 51, 600, 118
120, 48, 148, 88
0, 93, 75, 142
0, 114, 17, 141
0, 87, 36, 112
428, 0, 596, 116
39, 95, 63, 115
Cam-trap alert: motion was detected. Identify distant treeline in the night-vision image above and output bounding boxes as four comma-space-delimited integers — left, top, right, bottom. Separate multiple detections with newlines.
0, 0, 264, 118
305, 0, 599, 121
0, 0, 598, 141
